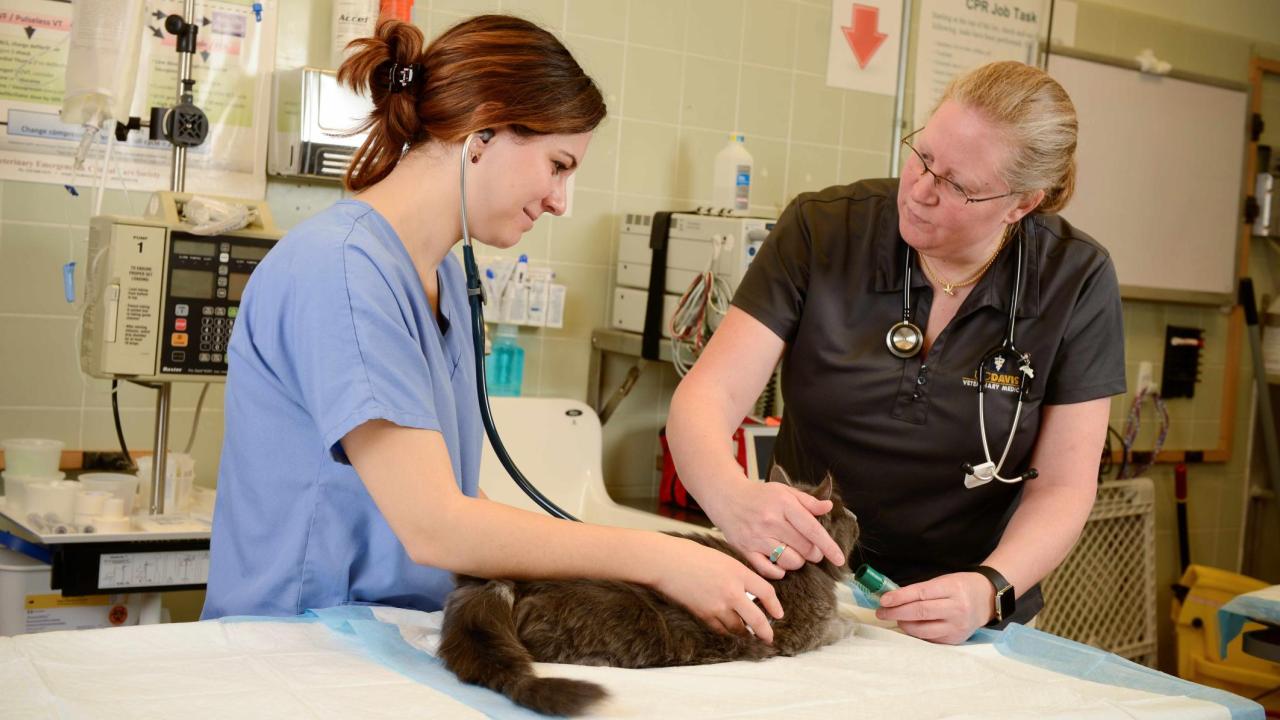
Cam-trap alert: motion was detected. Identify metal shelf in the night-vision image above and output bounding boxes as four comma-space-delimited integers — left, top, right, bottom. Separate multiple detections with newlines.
0, 499, 209, 545
1, 500, 210, 604
587, 328, 672, 424
590, 328, 673, 363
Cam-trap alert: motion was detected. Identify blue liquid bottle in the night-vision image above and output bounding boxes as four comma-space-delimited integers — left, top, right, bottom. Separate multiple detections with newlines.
484, 324, 524, 396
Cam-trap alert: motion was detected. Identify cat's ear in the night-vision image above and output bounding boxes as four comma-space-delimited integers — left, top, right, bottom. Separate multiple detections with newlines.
814, 473, 833, 501
769, 464, 794, 486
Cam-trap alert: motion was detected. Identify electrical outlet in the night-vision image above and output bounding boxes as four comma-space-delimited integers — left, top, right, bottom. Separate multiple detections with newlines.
1137, 361, 1155, 395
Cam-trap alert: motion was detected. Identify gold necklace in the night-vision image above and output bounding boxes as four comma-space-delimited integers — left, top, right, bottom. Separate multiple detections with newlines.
920, 226, 1011, 296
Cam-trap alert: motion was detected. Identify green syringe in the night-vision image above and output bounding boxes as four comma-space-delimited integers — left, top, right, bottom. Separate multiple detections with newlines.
853, 564, 900, 602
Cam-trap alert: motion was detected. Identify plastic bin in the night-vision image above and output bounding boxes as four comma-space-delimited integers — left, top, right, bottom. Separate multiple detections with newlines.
1, 438, 63, 476
79, 473, 140, 516
1173, 564, 1280, 710
0, 547, 137, 636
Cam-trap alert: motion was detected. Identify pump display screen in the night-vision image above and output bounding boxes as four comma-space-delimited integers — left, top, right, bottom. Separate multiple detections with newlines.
170, 268, 215, 299
172, 239, 216, 257
228, 272, 251, 302
231, 245, 270, 261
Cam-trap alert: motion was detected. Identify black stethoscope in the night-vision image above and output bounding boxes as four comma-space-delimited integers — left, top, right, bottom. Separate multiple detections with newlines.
884, 216, 1039, 489
459, 129, 578, 521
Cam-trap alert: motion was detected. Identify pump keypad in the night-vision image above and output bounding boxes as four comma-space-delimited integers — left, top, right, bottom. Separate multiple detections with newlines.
200, 316, 234, 355
158, 232, 271, 376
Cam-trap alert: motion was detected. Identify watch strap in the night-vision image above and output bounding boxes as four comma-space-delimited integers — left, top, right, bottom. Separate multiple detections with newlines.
972, 565, 1015, 625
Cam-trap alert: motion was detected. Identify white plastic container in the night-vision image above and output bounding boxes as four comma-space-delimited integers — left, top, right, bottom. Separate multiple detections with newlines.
75, 489, 111, 520
332, 0, 380, 69
93, 498, 132, 533
2, 471, 66, 513
24, 481, 79, 525
0, 548, 139, 636
1, 438, 64, 476
0, 547, 47, 636
712, 132, 753, 212
135, 454, 196, 513
79, 473, 139, 517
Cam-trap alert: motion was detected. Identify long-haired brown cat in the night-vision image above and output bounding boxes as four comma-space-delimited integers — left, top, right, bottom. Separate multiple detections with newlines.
438, 466, 860, 716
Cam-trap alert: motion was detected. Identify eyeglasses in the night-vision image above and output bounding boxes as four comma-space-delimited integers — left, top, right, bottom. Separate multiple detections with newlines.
901, 128, 1021, 205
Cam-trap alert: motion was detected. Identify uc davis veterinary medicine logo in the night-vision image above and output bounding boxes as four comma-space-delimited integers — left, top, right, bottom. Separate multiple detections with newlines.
962, 352, 1033, 393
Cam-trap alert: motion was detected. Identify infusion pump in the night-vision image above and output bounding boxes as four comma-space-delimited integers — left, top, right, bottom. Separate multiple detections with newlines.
80, 192, 282, 383
611, 211, 775, 338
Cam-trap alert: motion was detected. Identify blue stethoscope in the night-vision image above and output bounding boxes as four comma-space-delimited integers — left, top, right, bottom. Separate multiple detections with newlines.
885, 216, 1039, 490
458, 130, 579, 521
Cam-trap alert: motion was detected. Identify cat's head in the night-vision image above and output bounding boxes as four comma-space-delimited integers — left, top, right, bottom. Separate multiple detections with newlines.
768, 465, 860, 576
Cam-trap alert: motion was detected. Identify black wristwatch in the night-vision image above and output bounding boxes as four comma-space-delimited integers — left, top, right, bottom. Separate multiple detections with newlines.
972, 565, 1015, 626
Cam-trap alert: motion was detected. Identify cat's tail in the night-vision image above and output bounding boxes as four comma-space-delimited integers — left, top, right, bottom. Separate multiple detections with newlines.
439, 578, 607, 717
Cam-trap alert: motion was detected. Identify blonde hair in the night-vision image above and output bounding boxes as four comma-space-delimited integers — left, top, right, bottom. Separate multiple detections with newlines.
938, 61, 1078, 214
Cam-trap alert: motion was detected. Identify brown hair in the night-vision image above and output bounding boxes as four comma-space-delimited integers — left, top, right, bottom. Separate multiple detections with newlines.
337, 15, 607, 192
939, 61, 1078, 214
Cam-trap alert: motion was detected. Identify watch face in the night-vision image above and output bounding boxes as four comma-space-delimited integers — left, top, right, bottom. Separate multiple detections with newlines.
996, 587, 1015, 620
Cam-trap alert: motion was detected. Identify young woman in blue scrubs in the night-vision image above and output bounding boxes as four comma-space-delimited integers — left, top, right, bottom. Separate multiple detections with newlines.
202, 15, 789, 642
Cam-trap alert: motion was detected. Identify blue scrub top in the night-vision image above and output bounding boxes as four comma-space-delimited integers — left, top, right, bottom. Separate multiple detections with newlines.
202, 200, 482, 620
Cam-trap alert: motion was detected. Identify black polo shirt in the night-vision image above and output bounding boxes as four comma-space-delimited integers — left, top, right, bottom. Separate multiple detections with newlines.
733, 178, 1126, 624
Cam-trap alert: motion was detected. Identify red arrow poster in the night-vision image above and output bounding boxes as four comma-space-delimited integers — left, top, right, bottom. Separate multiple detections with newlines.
843, 5, 888, 69
826, 0, 902, 96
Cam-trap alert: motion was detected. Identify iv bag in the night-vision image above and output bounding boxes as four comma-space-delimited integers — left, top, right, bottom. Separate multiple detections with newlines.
61, 0, 145, 129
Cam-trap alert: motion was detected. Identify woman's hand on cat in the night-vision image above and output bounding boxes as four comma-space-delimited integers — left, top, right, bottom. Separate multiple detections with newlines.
874, 572, 995, 644
651, 538, 784, 643
704, 482, 845, 580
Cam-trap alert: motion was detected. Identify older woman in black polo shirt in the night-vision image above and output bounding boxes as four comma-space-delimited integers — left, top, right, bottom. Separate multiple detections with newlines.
667, 61, 1125, 644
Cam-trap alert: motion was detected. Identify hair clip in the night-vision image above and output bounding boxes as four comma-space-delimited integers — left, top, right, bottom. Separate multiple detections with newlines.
388, 62, 422, 93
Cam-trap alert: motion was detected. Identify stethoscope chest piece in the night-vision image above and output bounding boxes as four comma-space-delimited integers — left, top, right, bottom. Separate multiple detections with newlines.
886, 321, 923, 358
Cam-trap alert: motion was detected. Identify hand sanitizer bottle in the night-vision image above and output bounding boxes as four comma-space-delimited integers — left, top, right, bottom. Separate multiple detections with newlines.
484, 324, 524, 396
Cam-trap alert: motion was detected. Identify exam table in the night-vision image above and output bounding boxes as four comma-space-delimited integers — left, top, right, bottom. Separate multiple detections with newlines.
1, 591, 1262, 718
0, 399, 1263, 718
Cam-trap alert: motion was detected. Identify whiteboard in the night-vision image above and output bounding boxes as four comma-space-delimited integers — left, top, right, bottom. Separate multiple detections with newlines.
1048, 51, 1249, 302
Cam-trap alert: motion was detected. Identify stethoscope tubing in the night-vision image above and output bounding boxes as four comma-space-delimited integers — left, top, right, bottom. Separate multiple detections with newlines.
459, 131, 579, 521
976, 230, 1030, 483
893, 216, 1039, 487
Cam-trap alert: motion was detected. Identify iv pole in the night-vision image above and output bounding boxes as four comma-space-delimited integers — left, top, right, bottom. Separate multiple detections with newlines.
147, 0, 204, 516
